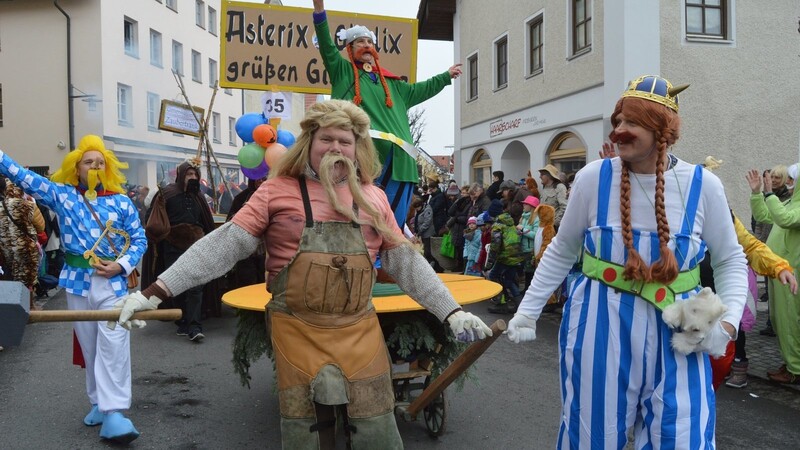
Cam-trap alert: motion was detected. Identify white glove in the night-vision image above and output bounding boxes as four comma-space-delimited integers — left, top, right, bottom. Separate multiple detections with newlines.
698, 321, 734, 357
507, 313, 537, 343
447, 310, 493, 343
107, 291, 162, 331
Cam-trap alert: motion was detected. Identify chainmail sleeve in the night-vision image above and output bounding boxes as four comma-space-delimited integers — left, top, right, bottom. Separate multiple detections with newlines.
159, 222, 260, 297
379, 244, 461, 322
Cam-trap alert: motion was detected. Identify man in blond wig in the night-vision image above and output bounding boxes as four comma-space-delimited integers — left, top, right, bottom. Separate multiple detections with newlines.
119, 100, 491, 449
0, 135, 146, 444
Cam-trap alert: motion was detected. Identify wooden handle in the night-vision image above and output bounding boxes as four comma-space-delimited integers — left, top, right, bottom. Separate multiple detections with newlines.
28, 309, 183, 323
406, 319, 506, 419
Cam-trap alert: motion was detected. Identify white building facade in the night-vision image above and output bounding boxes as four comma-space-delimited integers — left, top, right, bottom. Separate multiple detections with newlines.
0, 0, 244, 190
419, 0, 800, 220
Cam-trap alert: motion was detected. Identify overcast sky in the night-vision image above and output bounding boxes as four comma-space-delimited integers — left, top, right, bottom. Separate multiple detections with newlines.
269, 0, 457, 155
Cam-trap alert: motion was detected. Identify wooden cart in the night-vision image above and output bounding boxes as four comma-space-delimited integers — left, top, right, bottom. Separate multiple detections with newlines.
222, 274, 504, 439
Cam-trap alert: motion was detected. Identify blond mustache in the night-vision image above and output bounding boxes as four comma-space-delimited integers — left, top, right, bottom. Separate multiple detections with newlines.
316, 152, 403, 246
86, 169, 108, 192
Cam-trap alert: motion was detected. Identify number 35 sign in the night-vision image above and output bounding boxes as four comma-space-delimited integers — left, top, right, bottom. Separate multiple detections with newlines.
261, 91, 292, 120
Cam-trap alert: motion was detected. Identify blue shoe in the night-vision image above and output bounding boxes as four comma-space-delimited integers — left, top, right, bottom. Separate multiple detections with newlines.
99, 412, 140, 444
83, 404, 103, 426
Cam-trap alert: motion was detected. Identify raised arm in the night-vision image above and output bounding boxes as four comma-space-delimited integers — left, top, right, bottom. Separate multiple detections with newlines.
0, 149, 59, 208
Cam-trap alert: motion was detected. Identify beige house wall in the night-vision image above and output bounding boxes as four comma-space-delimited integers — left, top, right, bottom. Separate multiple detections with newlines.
0, 0, 244, 189
450, 0, 800, 220
660, 0, 800, 220
458, 0, 604, 128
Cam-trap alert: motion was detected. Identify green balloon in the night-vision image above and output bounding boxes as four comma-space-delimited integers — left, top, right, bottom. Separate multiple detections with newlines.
238, 143, 265, 168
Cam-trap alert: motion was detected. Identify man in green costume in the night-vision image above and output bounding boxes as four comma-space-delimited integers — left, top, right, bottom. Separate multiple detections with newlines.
312, 0, 462, 227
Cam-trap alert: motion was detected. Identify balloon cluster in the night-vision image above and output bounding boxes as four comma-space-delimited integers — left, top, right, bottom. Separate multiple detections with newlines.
234, 113, 297, 179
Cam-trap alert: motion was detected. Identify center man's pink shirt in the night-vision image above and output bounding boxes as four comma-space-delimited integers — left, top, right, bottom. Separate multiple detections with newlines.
232, 176, 404, 284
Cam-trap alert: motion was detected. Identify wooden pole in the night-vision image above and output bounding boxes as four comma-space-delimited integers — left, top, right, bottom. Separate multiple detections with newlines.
29, 309, 182, 323
405, 319, 507, 419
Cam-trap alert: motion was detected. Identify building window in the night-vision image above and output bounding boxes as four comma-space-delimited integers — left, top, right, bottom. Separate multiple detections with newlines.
572, 0, 592, 54
686, 0, 727, 38
494, 36, 508, 90
527, 15, 543, 76
147, 92, 160, 131
0, 84, 3, 127
117, 83, 133, 126
471, 150, 492, 187
123, 17, 139, 58
150, 29, 162, 67
192, 50, 202, 82
212, 112, 221, 143
228, 117, 237, 145
208, 7, 218, 36
467, 52, 478, 101
172, 40, 183, 75
209, 59, 218, 88
196, 1, 206, 29
166, 0, 177, 12
548, 133, 586, 175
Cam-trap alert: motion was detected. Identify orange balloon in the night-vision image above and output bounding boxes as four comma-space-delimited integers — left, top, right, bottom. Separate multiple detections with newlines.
264, 143, 288, 168
252, 124, 277, 147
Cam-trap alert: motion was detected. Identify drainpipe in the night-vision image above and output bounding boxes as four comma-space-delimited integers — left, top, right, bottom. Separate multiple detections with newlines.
54, 1, 74, 150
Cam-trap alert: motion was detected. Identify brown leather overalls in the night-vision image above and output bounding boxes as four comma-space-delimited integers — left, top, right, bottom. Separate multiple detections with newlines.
266, 177, 402, 449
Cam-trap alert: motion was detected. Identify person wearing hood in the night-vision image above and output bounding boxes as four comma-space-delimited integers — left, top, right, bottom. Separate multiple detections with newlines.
312, 0, 462, 229
0, 135, 147, 444
142, 159, 215, 341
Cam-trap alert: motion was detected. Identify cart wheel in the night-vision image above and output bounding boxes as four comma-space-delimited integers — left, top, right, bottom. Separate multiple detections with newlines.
422, 376, 446, 438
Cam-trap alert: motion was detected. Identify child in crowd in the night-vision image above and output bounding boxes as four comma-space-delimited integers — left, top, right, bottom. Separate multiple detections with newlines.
517, 196, 540, 289
463, 216, 483, 276
487, 206, 525, 314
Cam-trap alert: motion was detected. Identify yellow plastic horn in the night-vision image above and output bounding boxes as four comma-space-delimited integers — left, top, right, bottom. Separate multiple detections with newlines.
668, 84, 690, 97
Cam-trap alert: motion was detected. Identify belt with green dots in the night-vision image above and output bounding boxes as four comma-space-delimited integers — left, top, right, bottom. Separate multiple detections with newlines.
581, 252, 699, 311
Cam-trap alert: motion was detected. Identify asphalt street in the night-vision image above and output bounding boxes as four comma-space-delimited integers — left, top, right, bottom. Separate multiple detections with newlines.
2, 289, 800, 449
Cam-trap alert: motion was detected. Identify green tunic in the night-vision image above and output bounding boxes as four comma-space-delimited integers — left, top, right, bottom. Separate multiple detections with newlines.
315, 18, 452, 183
751, 189, 800, 373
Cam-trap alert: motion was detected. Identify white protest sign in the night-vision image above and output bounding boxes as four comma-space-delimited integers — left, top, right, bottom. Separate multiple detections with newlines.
261, 92, 292, 120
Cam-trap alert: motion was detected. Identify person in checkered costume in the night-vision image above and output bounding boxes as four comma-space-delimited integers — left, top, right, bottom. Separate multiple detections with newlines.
0, 135, 146, 444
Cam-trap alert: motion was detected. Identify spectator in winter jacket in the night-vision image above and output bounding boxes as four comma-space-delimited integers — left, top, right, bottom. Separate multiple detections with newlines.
538, 164, 568, 228
486, 170, 504, 201
427, 182, 448, 236
447, 188, 472, 272
487, 207, 525, 315
463, 216, 483, 276
517, 196, 540, 289
413, 196, 443, 272
499, 179, 532, 225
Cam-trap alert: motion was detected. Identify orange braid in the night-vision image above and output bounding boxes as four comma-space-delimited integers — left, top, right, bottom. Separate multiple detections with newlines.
373, 58, 393, 108
648, 135, 679, 284
346, 46, 363, 105
620, 163, 649, 281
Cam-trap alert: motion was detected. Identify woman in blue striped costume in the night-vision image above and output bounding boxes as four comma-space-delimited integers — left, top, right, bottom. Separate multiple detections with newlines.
508, 76, 748, 449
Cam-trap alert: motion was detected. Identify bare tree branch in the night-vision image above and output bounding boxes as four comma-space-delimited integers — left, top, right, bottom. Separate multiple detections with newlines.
407, 107, 426, 148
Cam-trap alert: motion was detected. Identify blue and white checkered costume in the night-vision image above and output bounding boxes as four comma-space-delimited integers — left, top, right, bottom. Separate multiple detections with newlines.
0, 149, 146, 298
